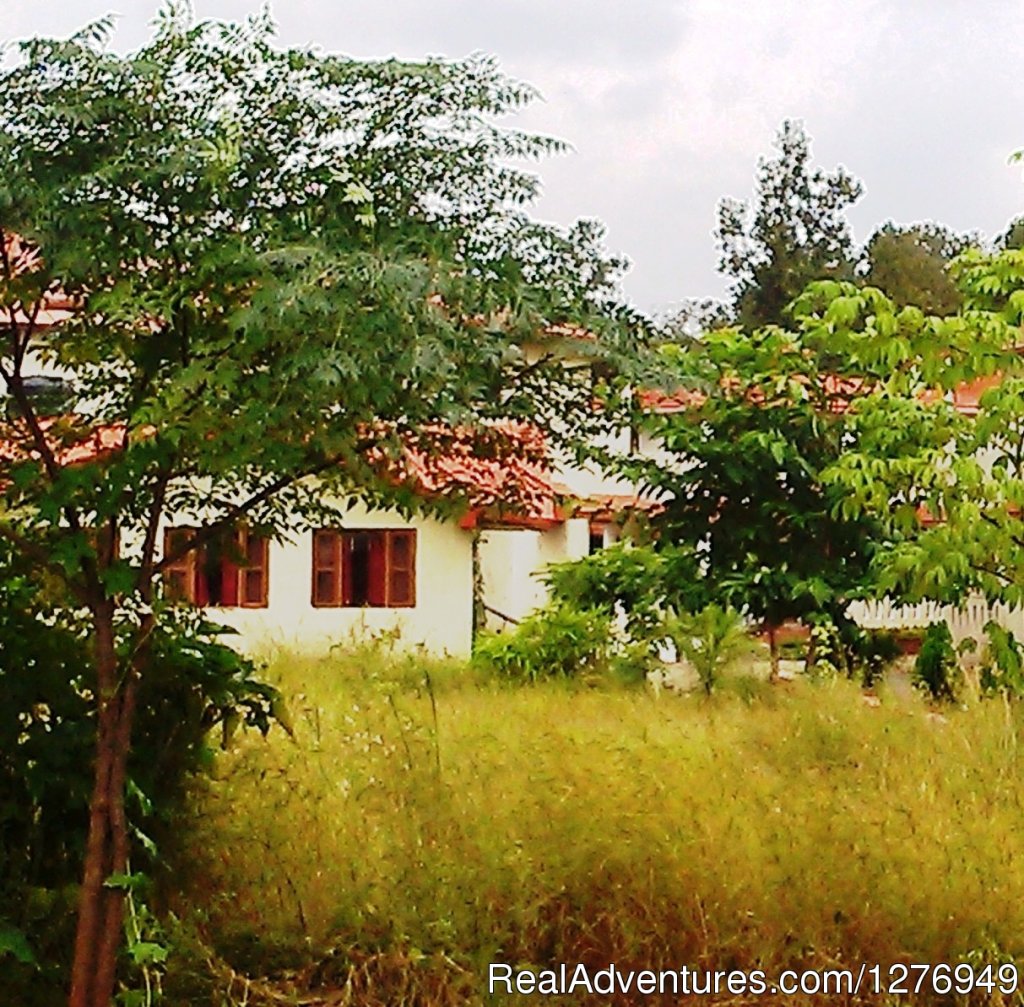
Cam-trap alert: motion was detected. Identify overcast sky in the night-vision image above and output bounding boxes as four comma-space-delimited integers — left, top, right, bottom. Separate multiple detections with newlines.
4, 1, 1024, 315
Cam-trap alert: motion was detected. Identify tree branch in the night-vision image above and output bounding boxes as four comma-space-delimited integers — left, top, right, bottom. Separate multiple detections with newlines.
136, 463, 174, 597
153, 455, 341, 574
979, 510, 1024, 552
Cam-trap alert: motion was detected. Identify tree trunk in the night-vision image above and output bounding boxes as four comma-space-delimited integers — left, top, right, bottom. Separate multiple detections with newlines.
68, 604, 139, 1007
804, 628, 817, 677
767, 624, 780, 683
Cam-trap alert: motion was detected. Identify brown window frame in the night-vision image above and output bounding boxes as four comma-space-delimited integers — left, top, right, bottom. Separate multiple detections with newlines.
162, 526, 269, 609
311, 528, 416, 608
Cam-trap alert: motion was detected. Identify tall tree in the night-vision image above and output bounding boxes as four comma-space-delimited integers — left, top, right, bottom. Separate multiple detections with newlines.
0, 7, 632, 1005
860, 221, 976, 315
715, 119, 863, 330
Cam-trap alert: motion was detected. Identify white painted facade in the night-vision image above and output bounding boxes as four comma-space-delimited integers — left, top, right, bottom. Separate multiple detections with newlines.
17, 326, 657, 657
477, 517, 592, 627
165, 500, 477, 657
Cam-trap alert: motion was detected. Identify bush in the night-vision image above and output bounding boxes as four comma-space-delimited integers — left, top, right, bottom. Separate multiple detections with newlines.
543, 543, 705, 641
913, 621, 961, 702
0, 545, 280, 1002
979, 621, 1024, 698
664, 603, 752, 695
806, 620, 901, 687
473, 603, 613, 683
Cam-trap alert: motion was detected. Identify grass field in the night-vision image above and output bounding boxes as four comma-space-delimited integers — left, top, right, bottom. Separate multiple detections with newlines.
166, 647, 1024, 1005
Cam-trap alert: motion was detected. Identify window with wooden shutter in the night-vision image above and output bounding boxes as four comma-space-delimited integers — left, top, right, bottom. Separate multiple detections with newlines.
162, 526, 268, 608
312, 528, 416, 608
239, 530, 268, 607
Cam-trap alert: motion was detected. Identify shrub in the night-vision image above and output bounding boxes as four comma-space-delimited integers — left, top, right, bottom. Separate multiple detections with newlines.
913, 621, 961, 702
0, 544, 280, 1002
543, 543, 705, 642
979, 621, 1024, 698
664, 603, 752, 695
806, 620, 900, 687
473, 603, 613, 683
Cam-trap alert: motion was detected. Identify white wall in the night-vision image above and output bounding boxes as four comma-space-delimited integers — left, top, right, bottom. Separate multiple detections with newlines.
478, 517, 591, 630
174, 502, 476, 657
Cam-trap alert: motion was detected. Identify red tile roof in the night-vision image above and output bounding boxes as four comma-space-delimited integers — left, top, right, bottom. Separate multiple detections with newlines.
380, 423, 562, 528
538, 321, 597, 342
1, 234, 79, 327
636, 388, 704, 413
639, 373, 997, 418
0, 415, 565, 527
0, 417, 138, 468
564, 490, 665, 525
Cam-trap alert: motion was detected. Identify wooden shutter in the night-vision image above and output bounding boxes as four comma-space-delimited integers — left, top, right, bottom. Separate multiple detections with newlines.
366, 531, 387, 607
341, 532, 356, 606
240, 531, 268, 607
163, 528, 197, 603
386, 530, 416, 607
218, 536, 240, 607
312, 530, 341, 606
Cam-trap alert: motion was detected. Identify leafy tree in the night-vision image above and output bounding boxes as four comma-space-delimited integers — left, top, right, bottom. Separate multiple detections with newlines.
630, 319, 887, 679
860, 221, 976, 315
0, 7, 632, 1005
792, 256, 1024, 619
715, 119, 863, 330
0, 542, 275, 1004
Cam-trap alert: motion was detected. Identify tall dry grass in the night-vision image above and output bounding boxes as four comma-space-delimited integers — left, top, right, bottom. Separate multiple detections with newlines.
169, 648, 1024, 1005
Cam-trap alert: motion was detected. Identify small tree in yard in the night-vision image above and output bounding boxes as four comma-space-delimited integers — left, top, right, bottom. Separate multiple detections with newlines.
666, 603, 751, 695
628, 321, 888, 680
0, 7, 634, 1005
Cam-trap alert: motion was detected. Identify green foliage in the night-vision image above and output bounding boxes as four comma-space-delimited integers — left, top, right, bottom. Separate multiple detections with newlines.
543, 542, 704, 640
797, 249, 1024, 612
861, 221, 976, 315
0, 544, 279, 1002
806, 620, 901, 687
0, 8, 636, 995
913, 622, 961, 703
715, 119, 863, 330
633, 322, 886, 636
664, 603, 752, 695
473, 603, 613, 683
979, 621, 1024, 698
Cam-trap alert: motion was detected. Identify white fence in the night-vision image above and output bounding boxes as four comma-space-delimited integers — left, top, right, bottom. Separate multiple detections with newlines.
849, 597, 1024, 645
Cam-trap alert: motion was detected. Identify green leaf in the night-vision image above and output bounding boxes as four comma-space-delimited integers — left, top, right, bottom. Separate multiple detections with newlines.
0, 924, 36, 966
104, 872, 147, 892
127, 940, 169, 966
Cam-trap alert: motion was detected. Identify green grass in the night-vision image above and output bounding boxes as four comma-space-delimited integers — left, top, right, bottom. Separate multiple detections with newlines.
167, 648, 1024, 1005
